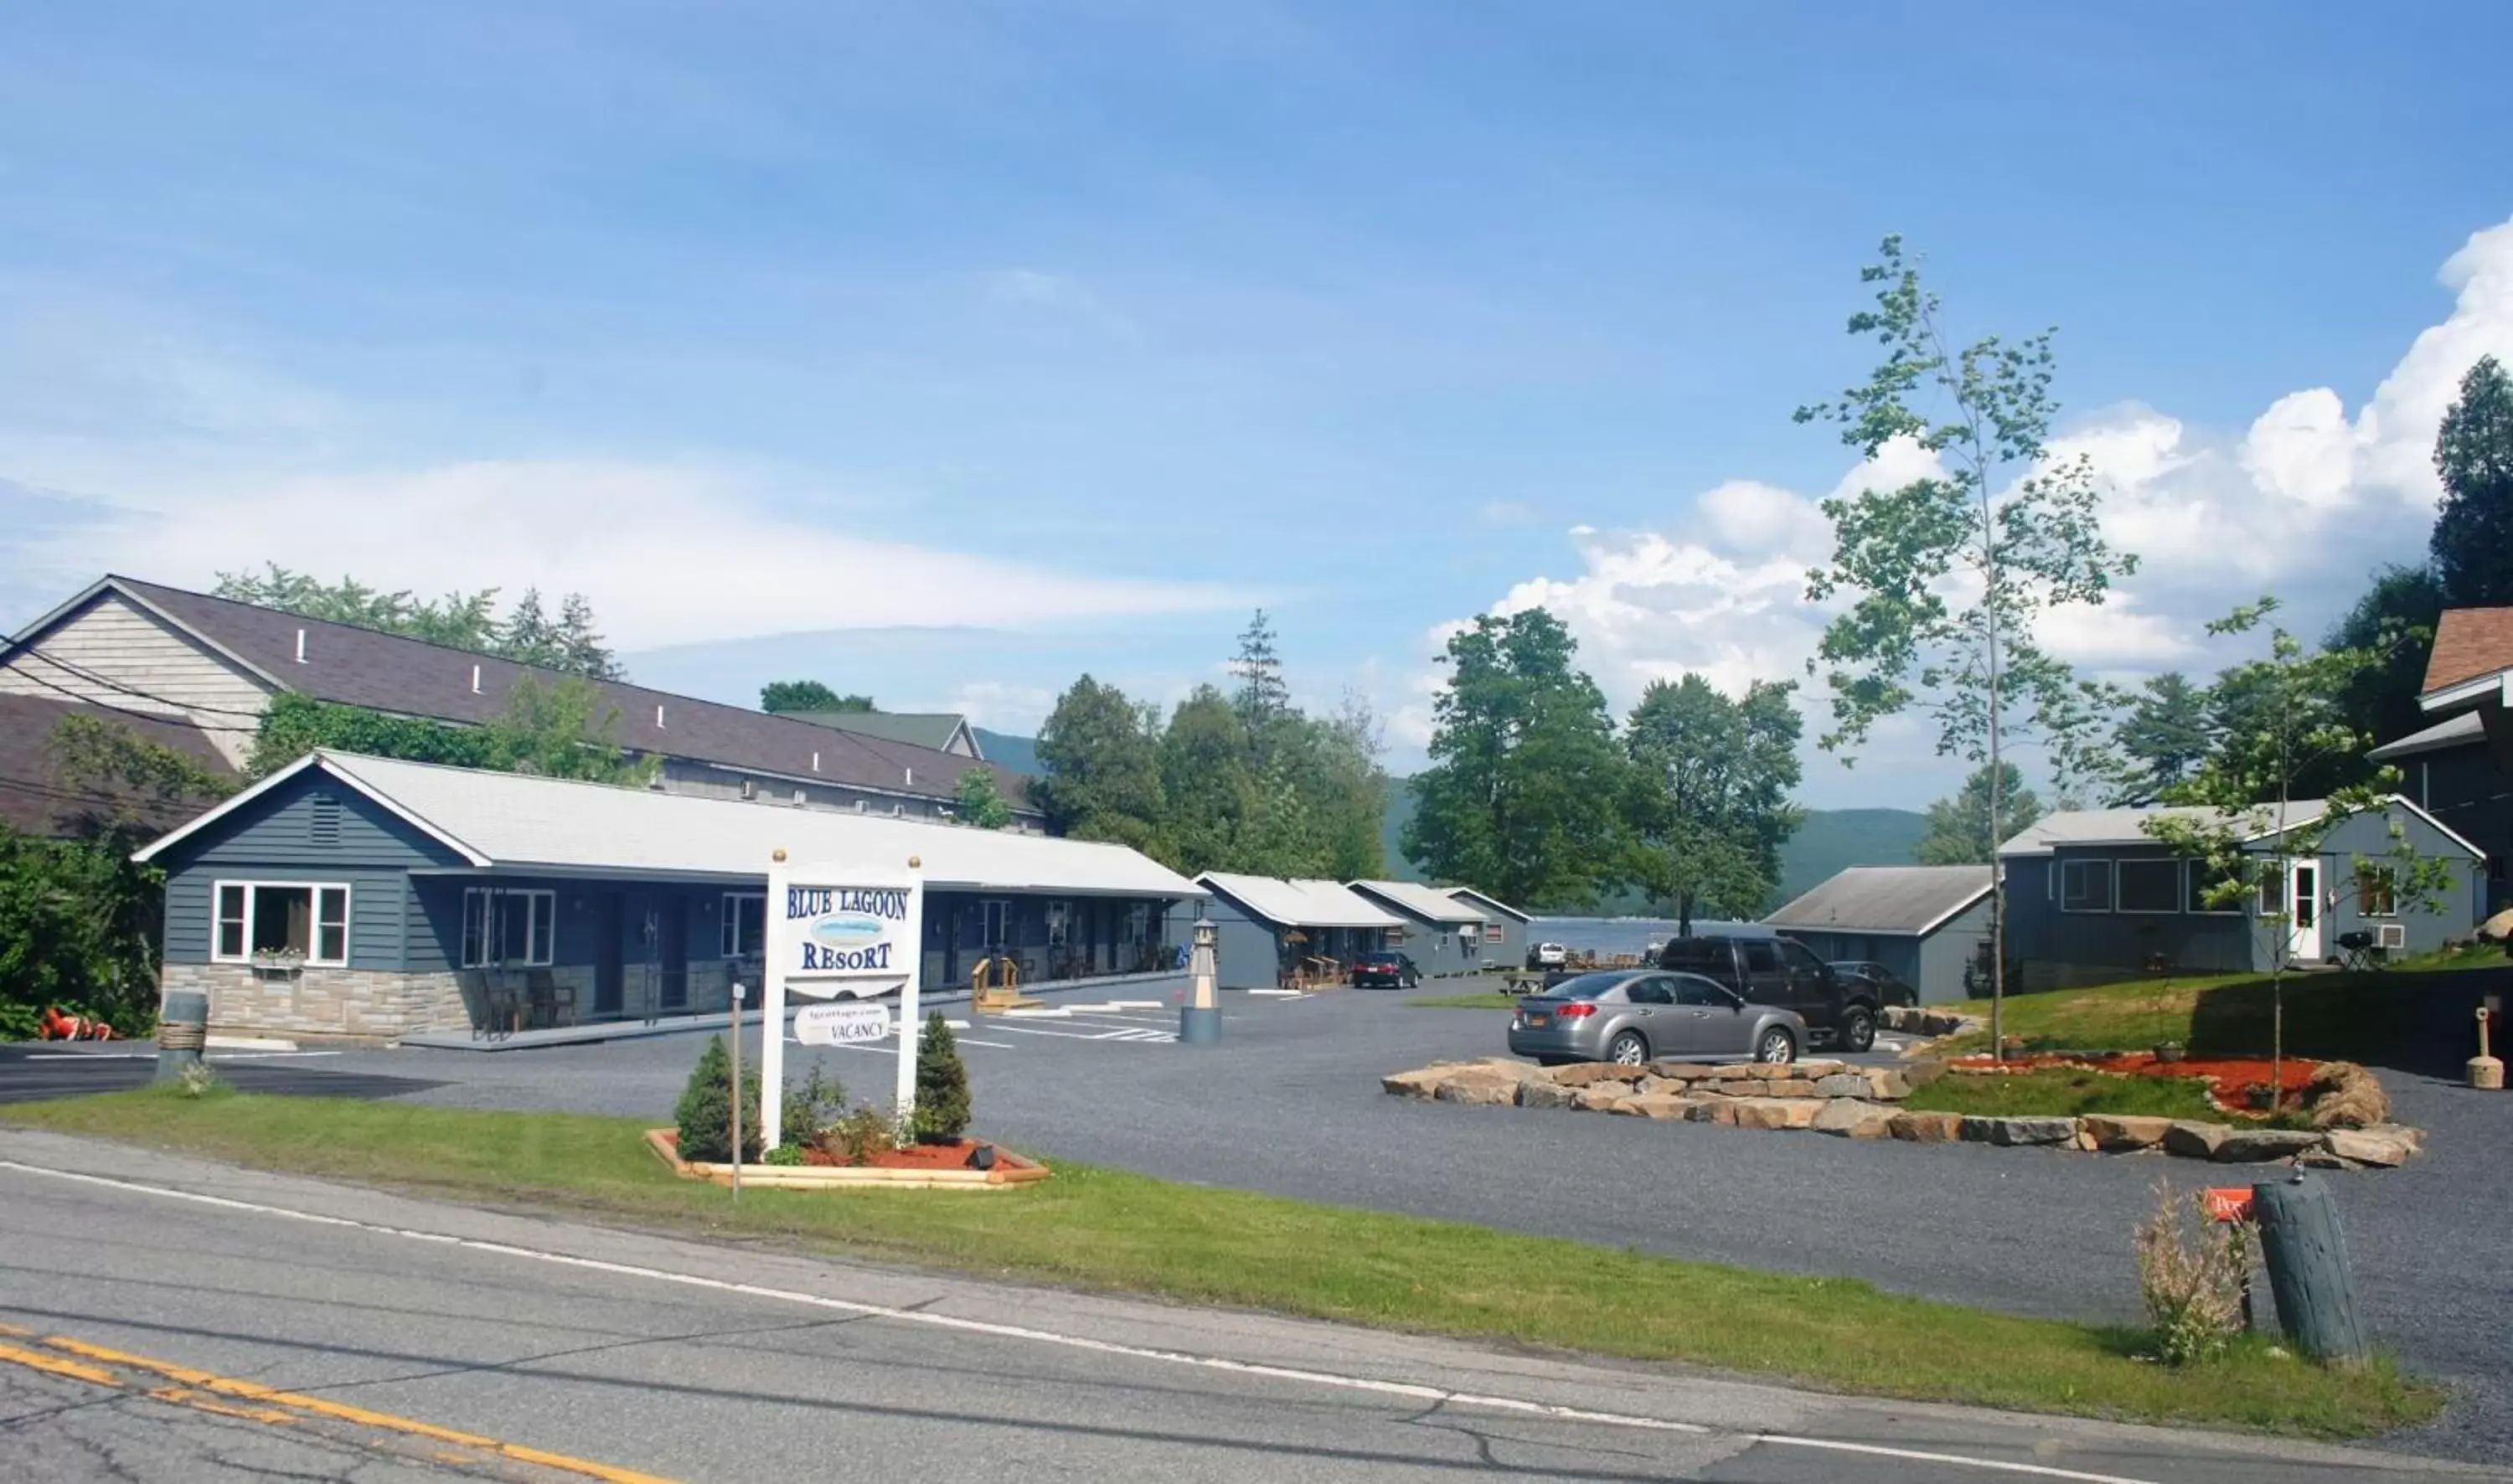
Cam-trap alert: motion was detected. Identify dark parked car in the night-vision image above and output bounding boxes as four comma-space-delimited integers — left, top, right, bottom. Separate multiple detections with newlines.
1508, 969, 1803, 1066
1829, 961, 1918, 1008
1350, 951, 1421, 988
1655, 932, 1881, 1053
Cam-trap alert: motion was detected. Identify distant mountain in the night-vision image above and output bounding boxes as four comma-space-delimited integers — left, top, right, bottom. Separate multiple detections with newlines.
1374, 775, 1926, 911
975, 728, 1041, 775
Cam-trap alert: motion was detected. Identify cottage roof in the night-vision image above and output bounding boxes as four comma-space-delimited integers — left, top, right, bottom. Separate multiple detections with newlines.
785, 710, 979, 757
2367, 710, 2485, 762
135, 751, 1200, 899
1348, 879, 1486, 925
0, 693, 239, 837
2422, 606, 2513, 703
8, 577, 1029, 814
1445, 886, 1531, 922
1763, 865, 1992, 938
1197, 873, 1403, 929
1997, 802, 2335, 857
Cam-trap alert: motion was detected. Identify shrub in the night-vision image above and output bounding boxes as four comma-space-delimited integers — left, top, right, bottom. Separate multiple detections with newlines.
673, 1036, 761, 1164
913, 1011, 973, 1143
826, 1103, 899, 1167
782, 1064, 849, 1144
175, 1060, 224, 1100
2135, 1183, 2253, 1365
761, 1143, 808, 1167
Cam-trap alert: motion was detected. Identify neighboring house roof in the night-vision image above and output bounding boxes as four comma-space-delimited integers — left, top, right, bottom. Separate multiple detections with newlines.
1998, 802, 2334, 856
785, 710, 981, 758
1445, 886, 1530, 923
137, 751, 1202, 899
1348, 879, 1486, 925
2422, 606, 2513, 698
1764, 865, 1993, 938
1196, 873, 1403, 930
0, 693, 238, 836
2367, 710, 2485, 762
5, 577, 1031, 815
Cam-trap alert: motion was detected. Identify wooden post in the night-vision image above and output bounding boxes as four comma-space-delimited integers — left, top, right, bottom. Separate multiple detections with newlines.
728, 982, 743, 1202
2250, 1172, 2366, 1363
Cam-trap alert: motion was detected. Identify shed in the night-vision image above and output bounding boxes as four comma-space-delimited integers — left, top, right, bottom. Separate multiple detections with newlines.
133, 750, 1201, 1039
1194, 873, 1403, 989
1347, 879, 1491, 976
1762, 866, 1993, 1005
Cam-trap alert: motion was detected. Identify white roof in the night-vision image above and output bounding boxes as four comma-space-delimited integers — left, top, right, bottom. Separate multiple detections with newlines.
1349, 879, 1486, 925
137, 752, 1204, 898
1999, 801, 2335, 857
1197, 873, 1403, 929
1446, 886, 1530, 922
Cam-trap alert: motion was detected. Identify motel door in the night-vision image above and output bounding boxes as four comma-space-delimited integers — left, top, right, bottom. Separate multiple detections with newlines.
2288, 861, 2321, 964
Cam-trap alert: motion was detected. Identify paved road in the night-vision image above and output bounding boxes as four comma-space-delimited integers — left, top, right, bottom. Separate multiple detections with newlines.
0, 1131, 2495, 1484
9, 982, 2505, 1462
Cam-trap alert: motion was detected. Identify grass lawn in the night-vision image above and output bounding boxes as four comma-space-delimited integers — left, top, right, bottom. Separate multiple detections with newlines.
1406, 993, 1522, 1010
2, 1089, 2439, 1439
1902, 1067, 2222, 1121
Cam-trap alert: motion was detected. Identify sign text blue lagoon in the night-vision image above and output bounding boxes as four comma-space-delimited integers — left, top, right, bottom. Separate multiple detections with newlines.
787, 887, 911, 921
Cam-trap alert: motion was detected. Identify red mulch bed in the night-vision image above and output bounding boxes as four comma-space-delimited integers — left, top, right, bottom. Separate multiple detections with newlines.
1949, 1050, 2320, 1112
654, 1132, 1035, 1172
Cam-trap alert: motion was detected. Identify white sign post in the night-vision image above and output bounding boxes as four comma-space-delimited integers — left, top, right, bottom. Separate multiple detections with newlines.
759, 853, 925, 1151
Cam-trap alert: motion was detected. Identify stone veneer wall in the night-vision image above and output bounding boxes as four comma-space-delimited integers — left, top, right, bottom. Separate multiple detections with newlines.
166, 963, 469, 1040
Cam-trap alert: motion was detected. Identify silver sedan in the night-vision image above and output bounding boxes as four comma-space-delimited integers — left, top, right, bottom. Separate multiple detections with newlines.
1507, 969, 1804, 1067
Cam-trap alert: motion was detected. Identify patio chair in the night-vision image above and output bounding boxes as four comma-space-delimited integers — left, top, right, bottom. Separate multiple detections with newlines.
524, 968, 573, 1029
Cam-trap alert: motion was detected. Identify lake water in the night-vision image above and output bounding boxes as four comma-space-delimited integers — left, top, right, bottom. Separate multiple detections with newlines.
1527, 916, 1761, 958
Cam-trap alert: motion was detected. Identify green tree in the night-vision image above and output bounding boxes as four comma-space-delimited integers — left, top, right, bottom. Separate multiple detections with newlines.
1237, 757, 1324, 878
952, 765, 1016, 830
2430, 355, 2513, 606
1299, 693, 1391, 880
249, 678, 652, 786
1031, 676, 1166, 851
673, 1035, 761, 1164
2112, 673, 2213, 806
213, 565, 618, 677
759, 680, 875, 714
1157, 686, 1257, 875
1403, 609, 1626, 909
249, 693, 496, 776
912, 1011, 973, 1142
1623, 675, 1804, 932
1914, 763, 2044, 865
1231, 608, 1290, 742
554, 593, 621, 680
2325, 564, 2445, 755
498, 588, 564, 669
2144, 597, 2455, 1091
1798, 235, 2138, 1056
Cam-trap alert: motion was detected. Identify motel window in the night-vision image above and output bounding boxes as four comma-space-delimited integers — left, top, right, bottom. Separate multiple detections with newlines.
2358, 867, 2398, 918
2186, 861, 2243, 915
2060, 859, 2113, 912
980, 899, 1009, 948
212, 882, 350, 966
1126, 902, 1151, 944
1045, 900, 1070, 946
461, 889, 555, 968
2115, 858, 2180, 915
720, 893, 766, 957
2256, 862, 2286, 919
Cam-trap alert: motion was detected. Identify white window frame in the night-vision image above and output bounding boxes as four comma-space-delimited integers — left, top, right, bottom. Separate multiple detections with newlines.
2356, 864, 2399, 919
461, 888, 555, 968
210, 879, 352, 967
720, 892, 766, 958
2185, 860, 2245, 915
2113, 858, 2181, 915
2059, 858, 2113, 914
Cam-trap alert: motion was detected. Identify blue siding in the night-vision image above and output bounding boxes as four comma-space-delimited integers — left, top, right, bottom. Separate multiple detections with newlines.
159, 772, 465, 971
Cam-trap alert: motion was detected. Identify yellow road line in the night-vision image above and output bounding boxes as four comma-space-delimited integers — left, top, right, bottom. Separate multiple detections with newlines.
2, 1332, 677, 1484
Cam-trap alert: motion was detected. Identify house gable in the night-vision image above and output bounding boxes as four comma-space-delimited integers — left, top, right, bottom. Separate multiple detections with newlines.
0, 584, 275, 767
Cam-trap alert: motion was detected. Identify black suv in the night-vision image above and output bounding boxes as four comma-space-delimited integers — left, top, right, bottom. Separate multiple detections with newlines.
1654, 933, 1880, 1053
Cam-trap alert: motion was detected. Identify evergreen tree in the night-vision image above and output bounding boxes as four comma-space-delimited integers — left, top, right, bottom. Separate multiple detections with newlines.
1915, 764, 2044, 865
2325, 564, 2445, 755
498, 588, 563, 668
912, 1012, 973, 1142
1231, 609, 1290, 738
673, 1035, 761, 1163
555, 593, 621, 679
2112, 672, 2213, 805
2431, 355, 2513, 606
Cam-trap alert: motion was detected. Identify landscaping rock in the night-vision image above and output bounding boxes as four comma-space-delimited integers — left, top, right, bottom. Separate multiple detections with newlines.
1571, 1085, 1637, 1113
1645, 1062, 1705, 1081
1789, 1059, 1851, 1079
2320, 1126, 2423, 1167
1516, 1080, 1576, 1110
2213, 1128, 2329, 1163
1732, 1097, 1825, 1131
1638, 1074, 1695, 1095
1813, 1073, 1870, 1098
1689, 1099, 1742, 1126
1435, 1069, 1529, 1106
1861, 1069, 1912, 1100
1551, 1063, 1642, 1088
1613, 1094, 1702, 1121
2163, 1121, 2232, 1159
1962, 1116, 2078, 1146
1766, 1078, 1819, 1097
2081, 1114, 2175, 1152
2305, 1061, 2391, 1130
1811, 1100, 1897, 1139
1700, 1064, 1765, 1080
2072, 1130, 2099, 1152
1380, 1069, 1452, 1099
1887, 1110, 1965, 1143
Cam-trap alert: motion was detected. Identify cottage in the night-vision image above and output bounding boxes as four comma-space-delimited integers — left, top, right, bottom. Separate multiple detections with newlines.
1999, 799, 2485, 992
1443, 887, 1530, 968
133, 750, 1200, 1039
1762, 865, 1992, 1004
1347, 880, 1502, 976
1194, 873, 1405, 989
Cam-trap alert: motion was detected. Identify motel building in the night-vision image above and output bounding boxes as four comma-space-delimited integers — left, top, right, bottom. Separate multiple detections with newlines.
133, 750, 1205, 1041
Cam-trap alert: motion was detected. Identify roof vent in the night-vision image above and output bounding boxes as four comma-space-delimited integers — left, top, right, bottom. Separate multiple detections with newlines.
810, 751, 820, 773
470, 663, 482, 695
294, 628, 307, 664
904, 765, 914, 786
654, 704, 666, 729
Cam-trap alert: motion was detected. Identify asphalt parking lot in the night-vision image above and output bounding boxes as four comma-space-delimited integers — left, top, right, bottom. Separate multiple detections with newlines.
0, 1043, 444, 1104
5, 977, 2505, 1463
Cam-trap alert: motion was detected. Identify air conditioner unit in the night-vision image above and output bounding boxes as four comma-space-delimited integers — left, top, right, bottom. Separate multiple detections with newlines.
2376, 923, 2407, 951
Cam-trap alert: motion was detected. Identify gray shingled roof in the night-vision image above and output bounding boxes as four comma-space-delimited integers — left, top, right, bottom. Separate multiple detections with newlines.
75, 577, 1031, 814
1998, 801, 2330, 857
786, 710, 974, 755
0, 693, 238, 837
1764, 866, 1992, 937
2367, 711, 2483, 761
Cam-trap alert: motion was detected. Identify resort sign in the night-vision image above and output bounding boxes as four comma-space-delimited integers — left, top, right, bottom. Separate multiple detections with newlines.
758, 855, 926, 1152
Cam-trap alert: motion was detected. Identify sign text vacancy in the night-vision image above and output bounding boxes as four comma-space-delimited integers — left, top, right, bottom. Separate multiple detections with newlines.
760, 861, 926, 1152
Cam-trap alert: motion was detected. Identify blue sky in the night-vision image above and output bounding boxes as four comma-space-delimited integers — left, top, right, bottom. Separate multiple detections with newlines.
8, 3, 2513, 806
